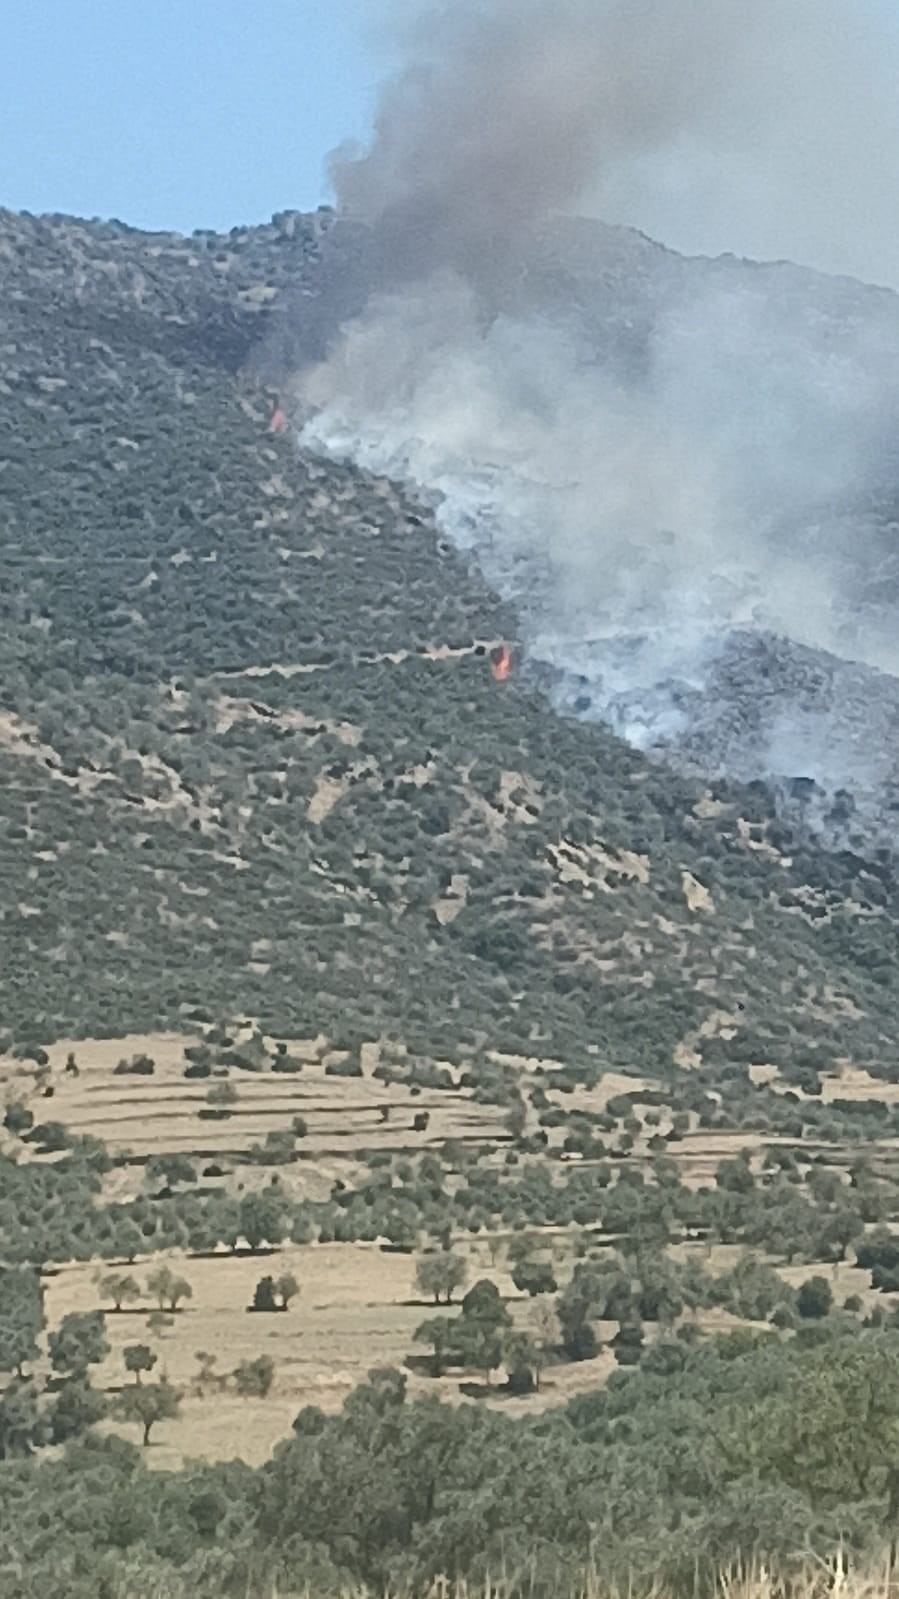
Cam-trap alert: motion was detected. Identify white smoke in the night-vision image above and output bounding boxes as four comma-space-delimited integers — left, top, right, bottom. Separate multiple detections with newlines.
295, 0, 899, 773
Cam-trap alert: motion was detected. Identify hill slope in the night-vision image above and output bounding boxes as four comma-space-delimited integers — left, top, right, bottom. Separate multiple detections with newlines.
1, 205, 898, 1091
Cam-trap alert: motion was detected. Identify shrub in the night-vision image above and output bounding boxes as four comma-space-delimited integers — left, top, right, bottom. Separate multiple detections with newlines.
114, 1055, 155, 1075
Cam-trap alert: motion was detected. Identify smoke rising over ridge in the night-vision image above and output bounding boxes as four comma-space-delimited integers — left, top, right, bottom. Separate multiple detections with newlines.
297, 0, 899, 795
328, 0, 899, 290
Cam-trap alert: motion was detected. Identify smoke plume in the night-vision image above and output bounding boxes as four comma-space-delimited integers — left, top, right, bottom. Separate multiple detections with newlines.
295, 0, 899, 787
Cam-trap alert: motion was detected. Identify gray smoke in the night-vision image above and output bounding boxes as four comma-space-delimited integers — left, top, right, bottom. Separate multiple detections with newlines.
329, 0, 721, 276
328, 0, 899, 291
295, 0, 899, 794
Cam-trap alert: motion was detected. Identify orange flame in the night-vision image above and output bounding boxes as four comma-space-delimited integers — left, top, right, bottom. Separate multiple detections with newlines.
269, 406, 289, 434
491, 644, 514, 683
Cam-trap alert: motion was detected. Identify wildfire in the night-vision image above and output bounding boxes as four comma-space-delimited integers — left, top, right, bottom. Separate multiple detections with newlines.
491, 644, 514, 683
269, 404, 289, 434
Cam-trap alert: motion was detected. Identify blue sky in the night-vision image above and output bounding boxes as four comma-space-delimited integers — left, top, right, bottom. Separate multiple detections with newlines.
1, 0, 380, 232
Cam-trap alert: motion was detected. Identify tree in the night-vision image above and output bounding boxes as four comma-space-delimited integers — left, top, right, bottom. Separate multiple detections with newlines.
146, 1265, 193, 1312
114, 1218, 145, 1265
503, 1329, 540, 1394
49, 1311, 109, 1379
817, 1209, 864, 1263
797, 1276, 834, 1320
460, 1279, 507, 1324
456, 1278, 511, 1387
557, 1267, 602, 1362
234, 1355, 275, 1398
123, 1343, 158, 1384
274, 1272, 299, 1309
0, 1269, 44, 1378
145, 1310, 175, 1337
415, 1252, 468, 1305
636, 1259, 684, 1325
3, 1102, 33, 1137
717, 1156, 755, 1195
506, 1232, 541, 1267
98, 1272, 141, 1312
611, 1320, 645, 1367
0, 1380, 46, 1460
413, 1316, 455, 1377
49, 1378, 107, 1443
455, 1317, 503, 1387
193, 1350, 222, 1392
531, 1298, 560, 1351
504, 1099, 527, 1140
117, 1380, 181, 1446
145, 1154, 196, 1191
512, 1260, 558, 1297
239, 1191, 287, 1252
205, 1082, 238, 1116
250, 1276, 279, 1312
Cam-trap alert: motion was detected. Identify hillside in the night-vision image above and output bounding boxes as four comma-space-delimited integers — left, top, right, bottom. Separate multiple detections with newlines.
1, 205, 898, 1074
6, 207, 899, 1599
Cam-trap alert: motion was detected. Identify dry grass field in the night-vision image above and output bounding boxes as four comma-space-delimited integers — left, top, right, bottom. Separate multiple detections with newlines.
1, 1028, 806, 1192
42, 1239, 615, 1467
0, 1030, 509, 1171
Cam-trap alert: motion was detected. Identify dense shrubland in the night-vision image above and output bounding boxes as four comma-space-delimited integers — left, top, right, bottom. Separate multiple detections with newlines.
5, 1330, 899, 1598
